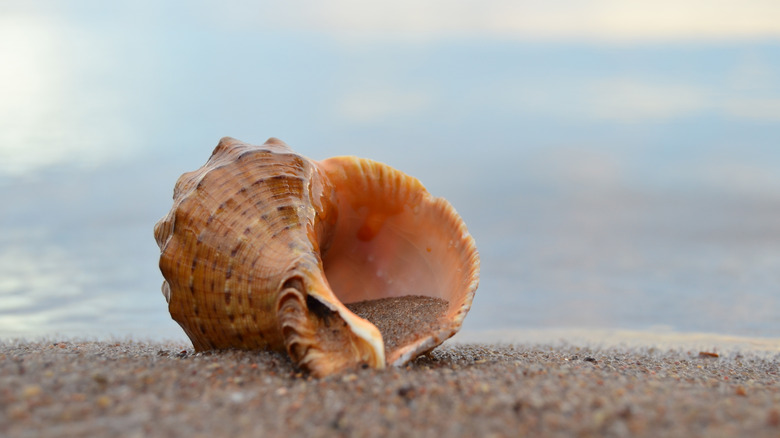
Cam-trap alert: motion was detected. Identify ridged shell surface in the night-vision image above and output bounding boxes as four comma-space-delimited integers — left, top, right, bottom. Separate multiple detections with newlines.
154, 137, 479, 376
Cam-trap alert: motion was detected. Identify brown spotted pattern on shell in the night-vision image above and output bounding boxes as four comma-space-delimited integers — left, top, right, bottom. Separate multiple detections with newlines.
154, 137, 480, 377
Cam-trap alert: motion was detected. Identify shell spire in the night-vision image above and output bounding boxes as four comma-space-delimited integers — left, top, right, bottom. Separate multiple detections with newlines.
154, 137, 479, 376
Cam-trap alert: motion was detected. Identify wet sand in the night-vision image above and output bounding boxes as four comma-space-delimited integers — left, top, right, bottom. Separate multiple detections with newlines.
1, 340, 779, 437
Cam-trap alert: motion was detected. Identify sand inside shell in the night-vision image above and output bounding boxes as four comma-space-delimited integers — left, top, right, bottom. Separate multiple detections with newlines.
345, 295, 449, 357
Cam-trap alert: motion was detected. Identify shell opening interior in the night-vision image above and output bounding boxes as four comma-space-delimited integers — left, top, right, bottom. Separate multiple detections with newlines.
320, 188, 463, 361
322, 205, 451, 304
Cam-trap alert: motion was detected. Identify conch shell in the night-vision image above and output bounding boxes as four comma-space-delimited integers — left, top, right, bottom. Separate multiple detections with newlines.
154, 137, 479, 377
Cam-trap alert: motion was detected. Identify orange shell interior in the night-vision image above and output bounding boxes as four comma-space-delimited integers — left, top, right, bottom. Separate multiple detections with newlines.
318, 156, 480, 365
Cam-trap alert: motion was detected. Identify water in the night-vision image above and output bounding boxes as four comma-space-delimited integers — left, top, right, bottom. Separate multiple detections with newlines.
2, 2, 779, 345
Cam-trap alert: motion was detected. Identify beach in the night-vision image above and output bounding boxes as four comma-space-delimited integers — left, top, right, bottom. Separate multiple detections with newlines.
1, 340, 778, 437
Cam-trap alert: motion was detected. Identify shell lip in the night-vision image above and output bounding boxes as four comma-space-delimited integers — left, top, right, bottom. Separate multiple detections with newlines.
276, 265, 387, 376
303, 286, 388, 370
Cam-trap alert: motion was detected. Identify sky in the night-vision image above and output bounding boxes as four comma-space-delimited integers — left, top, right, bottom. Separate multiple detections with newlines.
2, 1, 780, 166
195, 0, 780, 42
1, 1, 779, 339
8, 0, 771, 41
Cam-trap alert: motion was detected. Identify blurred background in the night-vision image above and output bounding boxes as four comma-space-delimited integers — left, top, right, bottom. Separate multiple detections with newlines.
1, 1, 779, 343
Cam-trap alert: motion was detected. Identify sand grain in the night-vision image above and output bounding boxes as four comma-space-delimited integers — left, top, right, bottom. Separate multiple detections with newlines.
346, 295, 448, 355
1, 340, 778, 437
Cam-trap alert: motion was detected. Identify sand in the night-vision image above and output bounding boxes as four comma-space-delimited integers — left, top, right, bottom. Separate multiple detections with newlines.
346, 296, 448, 354
1, 340, 778, 438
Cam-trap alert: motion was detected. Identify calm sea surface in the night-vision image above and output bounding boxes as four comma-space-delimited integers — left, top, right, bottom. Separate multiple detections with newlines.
2, 4, 779, 345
